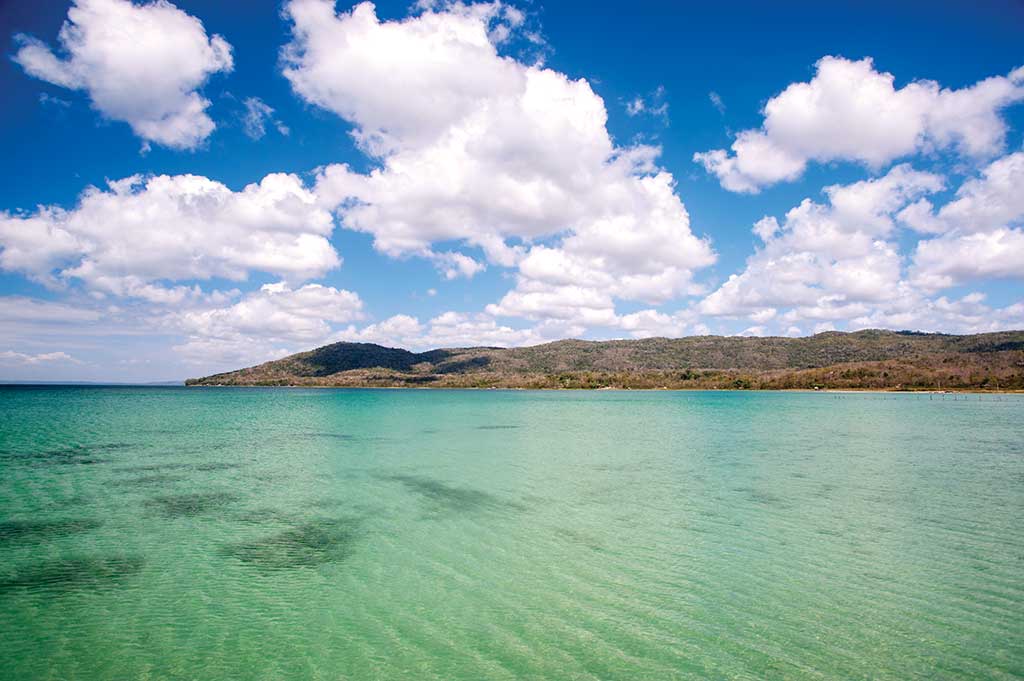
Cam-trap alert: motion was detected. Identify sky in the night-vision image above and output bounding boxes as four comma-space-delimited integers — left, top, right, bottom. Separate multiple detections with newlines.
1, 0, 1023, 382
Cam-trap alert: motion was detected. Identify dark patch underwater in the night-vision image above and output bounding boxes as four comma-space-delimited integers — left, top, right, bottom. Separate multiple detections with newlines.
113, 474, 188, 488
220, 517, 363, 571
0, 518, 103, 543
383, 474, 526, 513
145, 492, 241, 518
0, 555, 144, 595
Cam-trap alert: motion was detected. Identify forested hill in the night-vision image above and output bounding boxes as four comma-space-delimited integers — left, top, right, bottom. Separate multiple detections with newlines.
186, 330, 1024, 391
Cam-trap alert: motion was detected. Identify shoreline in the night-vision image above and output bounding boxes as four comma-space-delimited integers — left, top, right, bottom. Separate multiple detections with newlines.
9, 383, 1019, 395
181, 384, 1024, 395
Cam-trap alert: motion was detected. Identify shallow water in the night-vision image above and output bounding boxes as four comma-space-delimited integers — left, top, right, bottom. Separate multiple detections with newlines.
1, 386, 1022, 680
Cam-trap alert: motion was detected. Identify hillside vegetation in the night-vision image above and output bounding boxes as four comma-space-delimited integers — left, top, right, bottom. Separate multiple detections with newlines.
186, 330, 1024, 391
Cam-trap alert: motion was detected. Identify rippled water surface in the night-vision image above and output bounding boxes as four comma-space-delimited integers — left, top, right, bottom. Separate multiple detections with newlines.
1, 386, 1022, 680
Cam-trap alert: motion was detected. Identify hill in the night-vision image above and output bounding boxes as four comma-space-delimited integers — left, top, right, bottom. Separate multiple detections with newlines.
185, 330, 1024, 391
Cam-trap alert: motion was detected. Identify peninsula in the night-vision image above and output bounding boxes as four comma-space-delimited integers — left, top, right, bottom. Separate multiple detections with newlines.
186, 329, 1024, 391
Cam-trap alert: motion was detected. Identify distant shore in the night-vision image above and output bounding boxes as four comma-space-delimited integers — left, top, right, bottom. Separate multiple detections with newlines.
182, 383, 1024, 394
184, 330, 1024, 393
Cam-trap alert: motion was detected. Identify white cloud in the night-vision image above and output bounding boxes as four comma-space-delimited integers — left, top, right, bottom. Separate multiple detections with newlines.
347, 310, 542, 349
486, 278, 619, 327
0, 296, 149, 357
752, 216, 779, 241
0, 296, 103, 324
849, 292, 1024, 335
177, 304, 546, 365
901, 151, 1024, 235
709, 91, 725, 113
285, 1, 713, 324
487, 169, 714, 323
625, 86, 668, 121
420, 311, 542, 347
700, 165, 943, 321
617, 309, 691, 338
39, 92, 71, 108
911, 229, 1024, 291
906, 151, 1024, 290
502, 176, 705, 325
0, 350, 80, 365
695, 158, 1024, 335
172, 282, 363, 366
13, 0, 233, 150
748, 308, 777, 324
344, 314, 424, 347
0, 173, 339, 298
430, 250, 486, 279
173, 337, 293, 369
177, 282, 363, 341
695, 57, 1024, 192
241, 97, 289, 140
283, 0, 523, 154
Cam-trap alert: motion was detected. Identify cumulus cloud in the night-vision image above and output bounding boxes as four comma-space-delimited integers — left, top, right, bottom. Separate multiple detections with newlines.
284, 0, 713, 323
905, 151, 1024, 290
13, 0, 233, 150
283, 0, 524, 154
172, 282, 364, 366
904, 151, 1024, 234
911, 230, 1024, 292
177, 281, 362, 342
344, 310, 542, 349
695, 157, 1024, 335
175, 303, 545, 367
700, 164, 944, 322
342, 314, 424, 347
487, 170, 714, 324
618, 309, 692, 338
486, 278, 620, 327
694, 57, 1024, 192
430, 250, 486, 279
848, 293, 1024, 335
0, 173, 339, 299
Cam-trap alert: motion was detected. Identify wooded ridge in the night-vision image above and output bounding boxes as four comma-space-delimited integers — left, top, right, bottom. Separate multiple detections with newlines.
186, 329, 1024, 391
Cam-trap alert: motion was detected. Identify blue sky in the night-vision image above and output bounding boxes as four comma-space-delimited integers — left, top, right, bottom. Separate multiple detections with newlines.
1, 0, 1022, 382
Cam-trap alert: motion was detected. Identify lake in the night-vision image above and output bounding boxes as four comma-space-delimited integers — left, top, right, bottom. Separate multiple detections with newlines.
1, 386, 1022, 679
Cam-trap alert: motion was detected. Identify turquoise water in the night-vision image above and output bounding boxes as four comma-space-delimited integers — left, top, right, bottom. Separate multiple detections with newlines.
1, 387, 1022, 680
